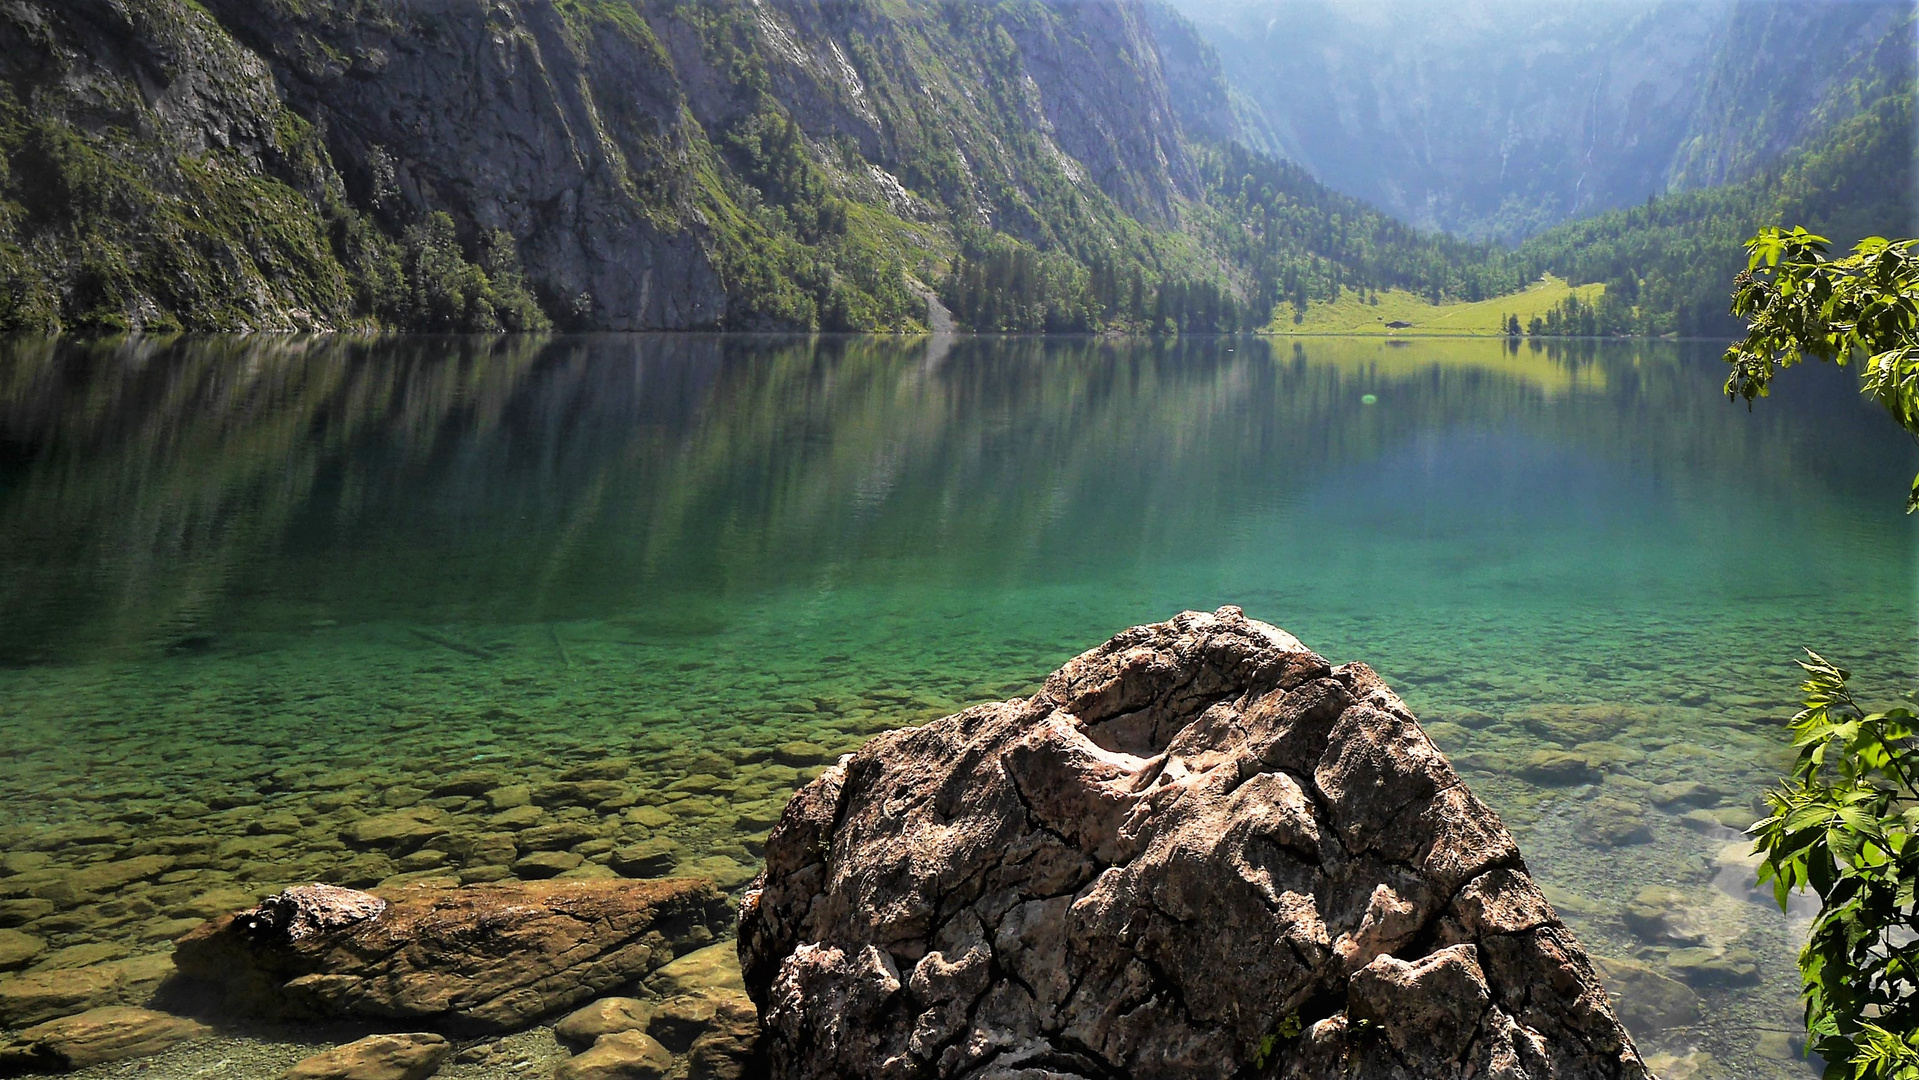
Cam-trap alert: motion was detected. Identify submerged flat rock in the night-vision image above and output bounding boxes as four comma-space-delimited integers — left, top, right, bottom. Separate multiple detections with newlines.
0, 953, 174, 1028
0, 1006, 209, 1073
284, 1033, 452, 1080
740, 607, 1653, 1079
173, 879, 731, 1033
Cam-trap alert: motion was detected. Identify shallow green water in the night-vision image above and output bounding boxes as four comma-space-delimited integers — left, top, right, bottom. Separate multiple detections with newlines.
0, 334, 1913, 1077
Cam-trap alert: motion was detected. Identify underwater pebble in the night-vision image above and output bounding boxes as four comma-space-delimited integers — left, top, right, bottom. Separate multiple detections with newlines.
489, 805, 544, 829
511, 851, 583, 879
0, 930, 44, 971
552, 1029, 671, 1080
1595, 955, 1701, 1032
608, 840, 680, 879
554, 997, 655, 1047
284, 1032, 452, 1080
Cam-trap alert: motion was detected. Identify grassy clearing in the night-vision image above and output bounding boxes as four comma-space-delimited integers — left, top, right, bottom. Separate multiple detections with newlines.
1267, 275, 1606, 336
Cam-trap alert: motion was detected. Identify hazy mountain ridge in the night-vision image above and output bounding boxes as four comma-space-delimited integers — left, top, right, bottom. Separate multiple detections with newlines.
1178, 0, 1915, 244
1666, 0, 1917, 191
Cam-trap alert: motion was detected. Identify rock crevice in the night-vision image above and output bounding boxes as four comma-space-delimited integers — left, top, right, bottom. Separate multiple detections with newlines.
740, 607, 1653, 1079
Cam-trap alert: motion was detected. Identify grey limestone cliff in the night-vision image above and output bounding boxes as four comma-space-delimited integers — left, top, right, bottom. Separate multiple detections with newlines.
0, 0, 1242, 333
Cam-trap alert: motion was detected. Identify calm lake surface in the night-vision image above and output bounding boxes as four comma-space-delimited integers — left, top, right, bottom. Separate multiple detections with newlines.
0, 334, 1913, 1078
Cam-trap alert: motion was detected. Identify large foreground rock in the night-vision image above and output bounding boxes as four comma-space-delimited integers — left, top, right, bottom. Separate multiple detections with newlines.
740, 607, 1653, 1079
174, 879, 730, 1033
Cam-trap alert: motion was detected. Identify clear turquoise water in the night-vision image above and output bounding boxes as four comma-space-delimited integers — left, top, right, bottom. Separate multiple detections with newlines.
0, 334, 1913, 1077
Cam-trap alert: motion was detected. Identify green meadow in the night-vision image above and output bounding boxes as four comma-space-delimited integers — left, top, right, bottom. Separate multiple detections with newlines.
1269, 275, 1607, 336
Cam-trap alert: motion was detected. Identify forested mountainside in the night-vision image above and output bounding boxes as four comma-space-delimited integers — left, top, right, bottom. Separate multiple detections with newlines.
0, 0, 1515, 335
1664, 0, 1916, 192
1511, 88, 1916, 339
1176, 0, 1915, 244
1, 0, 1908, 337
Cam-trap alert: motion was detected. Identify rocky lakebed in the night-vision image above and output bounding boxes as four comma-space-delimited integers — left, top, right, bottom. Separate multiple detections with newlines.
0, 609, 1830, 1079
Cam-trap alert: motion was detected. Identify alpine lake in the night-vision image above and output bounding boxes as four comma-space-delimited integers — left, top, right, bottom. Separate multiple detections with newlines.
0, 333, 1913, 1079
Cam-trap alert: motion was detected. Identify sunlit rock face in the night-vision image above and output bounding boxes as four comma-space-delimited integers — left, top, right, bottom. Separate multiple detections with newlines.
740, 607, 1653, 1079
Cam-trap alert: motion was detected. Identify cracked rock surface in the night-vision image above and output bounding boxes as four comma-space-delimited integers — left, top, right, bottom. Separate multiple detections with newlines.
739, 607, 1654, 1079
174, 879, 731, 1033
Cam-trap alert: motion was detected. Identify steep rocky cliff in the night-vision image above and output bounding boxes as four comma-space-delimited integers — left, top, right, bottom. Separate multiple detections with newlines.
0, 0, 1258, 333
199, 0, 726, 331
0, 0, 363, 332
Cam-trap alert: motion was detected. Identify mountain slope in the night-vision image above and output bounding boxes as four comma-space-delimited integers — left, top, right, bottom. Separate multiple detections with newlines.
6, 0, 1204, 332
3, 0, 1907, 337
1667, 1, 1918, 191
1514, 87, 1916, 337
1176, 0, 1914, 244
0, 0, 1547, 335
0, 0, 369, 334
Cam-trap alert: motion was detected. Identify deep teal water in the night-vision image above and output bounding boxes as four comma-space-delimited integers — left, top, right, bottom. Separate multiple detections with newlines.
0, 334, 1913, 1077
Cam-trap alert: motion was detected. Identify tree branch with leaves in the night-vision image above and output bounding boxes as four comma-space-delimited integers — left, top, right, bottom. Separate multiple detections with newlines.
1725, 227, 1919, 511
1753, 653, 1919, 1079
1729, 226, 1919, 1080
